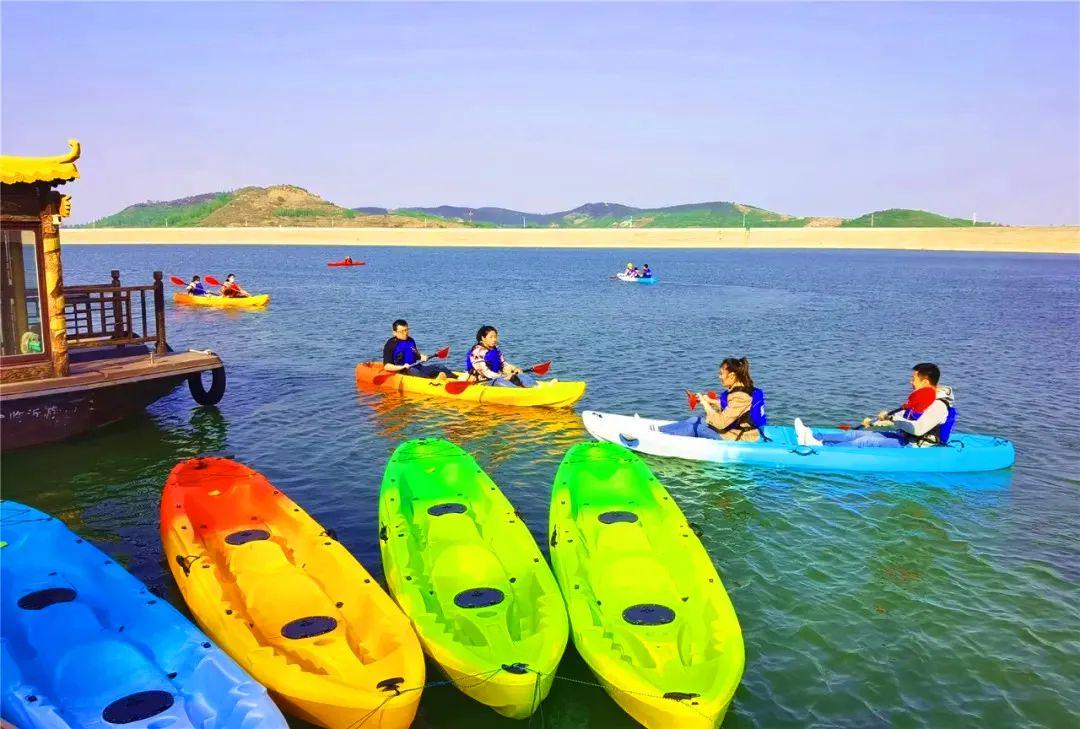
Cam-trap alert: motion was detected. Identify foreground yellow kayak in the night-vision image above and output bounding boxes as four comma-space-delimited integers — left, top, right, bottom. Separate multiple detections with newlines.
355, 362, 585, 408
379, 439, 569, 717
161, 457, 424, 728
549, 442, 745, 728
173, 292, 270, 308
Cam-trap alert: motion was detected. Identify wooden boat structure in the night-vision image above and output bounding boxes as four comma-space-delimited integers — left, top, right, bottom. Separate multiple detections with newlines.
1, 140, 226, 451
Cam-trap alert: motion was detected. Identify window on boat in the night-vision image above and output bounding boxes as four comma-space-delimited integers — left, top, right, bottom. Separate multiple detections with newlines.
1, 228, 45, 357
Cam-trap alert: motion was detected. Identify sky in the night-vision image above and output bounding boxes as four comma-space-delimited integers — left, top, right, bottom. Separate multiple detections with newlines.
2, 1, 1077, 225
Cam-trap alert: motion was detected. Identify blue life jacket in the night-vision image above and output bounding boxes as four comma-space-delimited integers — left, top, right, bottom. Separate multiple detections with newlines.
189, 282, 207, 296
466, 345, 503, 377
718, 386, 769, 440
392, 338, 420, 366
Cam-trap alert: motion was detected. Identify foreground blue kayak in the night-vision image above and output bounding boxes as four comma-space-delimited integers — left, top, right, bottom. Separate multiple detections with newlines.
0, 501, 286, 729
583, 412, 1016, 473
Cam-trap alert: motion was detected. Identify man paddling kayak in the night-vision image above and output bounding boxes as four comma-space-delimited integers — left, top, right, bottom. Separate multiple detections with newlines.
220, 273, 251, 298
467, 326, 536, 388
794, 363, 956, 448
658, 357, 766, 441
382, 319, 456, 380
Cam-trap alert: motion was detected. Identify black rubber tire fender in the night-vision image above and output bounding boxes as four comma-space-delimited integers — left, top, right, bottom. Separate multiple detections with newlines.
188, 367, 226, 406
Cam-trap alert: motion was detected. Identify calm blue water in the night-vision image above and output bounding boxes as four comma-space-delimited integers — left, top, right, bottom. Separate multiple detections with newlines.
3, 245, 1078, 727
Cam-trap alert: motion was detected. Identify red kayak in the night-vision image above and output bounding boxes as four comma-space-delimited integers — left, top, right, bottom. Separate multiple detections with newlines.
327, 260, 366, 267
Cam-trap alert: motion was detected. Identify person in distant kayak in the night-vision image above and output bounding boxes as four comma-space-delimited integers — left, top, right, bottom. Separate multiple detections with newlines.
625, 262, 638, 276
640, 264, 652, 278
794, 363, 956, 448
658, 357, 766, 442
344, 255, 353, 264
382, 319, 456, 380
467, 326, 536, 388
220, 273, 251, 298
185, 275, 210, 296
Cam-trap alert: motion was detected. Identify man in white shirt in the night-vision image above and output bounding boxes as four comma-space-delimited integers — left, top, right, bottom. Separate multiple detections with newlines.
794, 363, 956, 448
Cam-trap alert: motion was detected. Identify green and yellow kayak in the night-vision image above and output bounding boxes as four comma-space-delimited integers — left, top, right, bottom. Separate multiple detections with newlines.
173, 292, 270, 309
379, 439, 569, 718
549, 442, 744, 728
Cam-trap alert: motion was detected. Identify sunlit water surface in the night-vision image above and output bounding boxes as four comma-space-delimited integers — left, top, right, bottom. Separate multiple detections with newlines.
3, 245, 1078, 728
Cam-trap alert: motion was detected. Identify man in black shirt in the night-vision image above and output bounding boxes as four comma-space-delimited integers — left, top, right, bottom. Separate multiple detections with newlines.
382, 319, 456, 380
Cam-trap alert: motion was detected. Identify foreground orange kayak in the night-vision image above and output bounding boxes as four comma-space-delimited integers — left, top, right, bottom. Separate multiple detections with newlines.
355, 362, 586, 408
161, 457, 424, 728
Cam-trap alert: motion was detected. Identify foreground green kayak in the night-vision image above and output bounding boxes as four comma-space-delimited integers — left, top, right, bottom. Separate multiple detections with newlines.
549, 442, 745, 728
379, 439, 569, 718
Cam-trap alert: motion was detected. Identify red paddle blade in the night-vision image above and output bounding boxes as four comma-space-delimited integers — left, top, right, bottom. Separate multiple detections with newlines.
204, 275, 222, 286
443, 380, 472, 395
530, 361, 552, 376
686, 390, 699, 410
433, 347, 450, 359
837, 424, 852, 431
707, 390, 718, 400
169, 276, 187, 286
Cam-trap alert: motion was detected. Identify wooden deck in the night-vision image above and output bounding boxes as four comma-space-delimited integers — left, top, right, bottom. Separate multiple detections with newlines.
0, 348, 221, 401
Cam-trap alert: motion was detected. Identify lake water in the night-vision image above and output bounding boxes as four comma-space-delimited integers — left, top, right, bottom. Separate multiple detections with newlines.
3, 244, 1078, 728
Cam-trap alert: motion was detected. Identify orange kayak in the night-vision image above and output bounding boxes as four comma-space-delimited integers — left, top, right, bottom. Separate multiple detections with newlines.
160, 457, 424, 728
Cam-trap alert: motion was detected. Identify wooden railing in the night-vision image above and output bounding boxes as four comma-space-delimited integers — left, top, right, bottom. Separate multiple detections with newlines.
64, 270, 166, 351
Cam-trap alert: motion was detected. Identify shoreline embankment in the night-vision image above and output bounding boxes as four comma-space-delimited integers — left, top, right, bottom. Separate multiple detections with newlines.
63, 226, 1080, 254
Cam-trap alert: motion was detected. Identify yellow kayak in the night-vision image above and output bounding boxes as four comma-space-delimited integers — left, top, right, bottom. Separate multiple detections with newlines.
549, 442, 745, 728
173, 292, 270, 308
355, 362, 586, 408
161, 457, 425, 728
380, 439, 569, 717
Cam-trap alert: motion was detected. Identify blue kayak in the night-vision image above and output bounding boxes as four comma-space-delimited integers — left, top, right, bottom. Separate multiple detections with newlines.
583, 412, 1016, 473
0, 501, 287, 729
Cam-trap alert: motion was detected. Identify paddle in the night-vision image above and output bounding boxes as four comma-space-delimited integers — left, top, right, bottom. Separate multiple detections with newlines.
169, 275, 187, 286
444, 361, 553, 395
371, 348, 450, 385
685, 389, 718, 411
837, 407, 904, 430
204, 275, 223, 286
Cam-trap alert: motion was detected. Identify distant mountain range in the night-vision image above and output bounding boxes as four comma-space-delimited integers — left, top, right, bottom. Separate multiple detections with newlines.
80, 185, 999, 229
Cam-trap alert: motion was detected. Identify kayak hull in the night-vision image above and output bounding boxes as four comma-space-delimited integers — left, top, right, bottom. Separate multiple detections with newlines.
161, 458, 424, 729
380, 439, 569, 718
616, 273, 658, 284
1, 501, 286, 729
355, 362, 586, 408
583, 411, 1016, 473
327, 262, 365, 267
173, 292, 270, 308
550, 443, 744, 729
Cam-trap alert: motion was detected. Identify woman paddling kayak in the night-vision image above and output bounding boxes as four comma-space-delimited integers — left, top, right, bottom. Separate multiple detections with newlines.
466, 326, 536, 387
658, 357, 767, 441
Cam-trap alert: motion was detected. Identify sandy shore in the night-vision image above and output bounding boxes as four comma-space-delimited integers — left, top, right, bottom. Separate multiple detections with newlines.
64, 226, 1079, 254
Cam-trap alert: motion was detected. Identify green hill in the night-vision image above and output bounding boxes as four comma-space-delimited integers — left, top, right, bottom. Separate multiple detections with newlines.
83, 191, 1004, 229
840, 209, 997, 228
87, 192, 235, 227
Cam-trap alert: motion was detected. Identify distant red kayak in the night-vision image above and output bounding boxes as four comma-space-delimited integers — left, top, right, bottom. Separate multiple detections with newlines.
327, 260, 366, 267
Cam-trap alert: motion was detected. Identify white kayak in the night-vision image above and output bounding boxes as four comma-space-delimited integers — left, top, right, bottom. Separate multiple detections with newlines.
581, 411, 1015, 473
615, 273, 657, 284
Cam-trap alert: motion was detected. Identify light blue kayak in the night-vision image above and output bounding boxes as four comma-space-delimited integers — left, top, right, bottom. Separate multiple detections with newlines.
583, 411, 1016, 473
0, 501, 286, 729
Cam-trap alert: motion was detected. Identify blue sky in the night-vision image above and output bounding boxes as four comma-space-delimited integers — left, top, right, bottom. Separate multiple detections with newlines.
2, 1, 1077, 225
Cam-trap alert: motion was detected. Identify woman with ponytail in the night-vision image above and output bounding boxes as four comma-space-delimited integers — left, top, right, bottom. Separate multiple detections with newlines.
658, 357, 765, 442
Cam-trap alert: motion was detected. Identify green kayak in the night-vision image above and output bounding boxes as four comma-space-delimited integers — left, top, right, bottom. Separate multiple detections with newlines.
379, 439, 569, 718
549, 442, 745, 728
